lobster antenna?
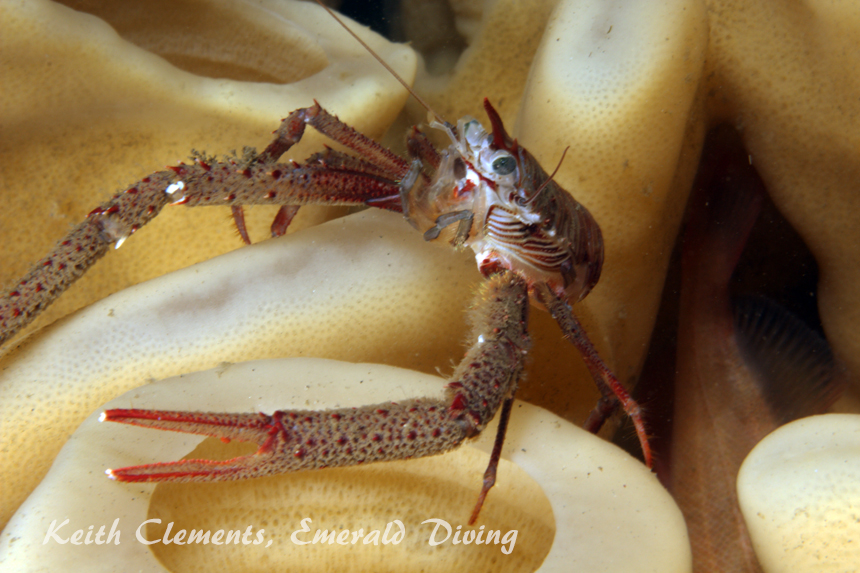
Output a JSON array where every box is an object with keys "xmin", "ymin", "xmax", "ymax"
[
  {"xmin": 313, "ymin": 0, "xmax": 450, "ymax": 128},
  {"xmin": 529, "ymin": 146, "xmax": 570, "ymax": 203}
]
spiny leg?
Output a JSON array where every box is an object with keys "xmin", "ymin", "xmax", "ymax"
[
  {"xmin": 0, "ymin": 103, "xmax": 412, "ymax": 347},
  {"xmin": 468, "ymin": 395, "xmax": 515, "ymax": 525},
  {"xmin": 222, "ymin": 98, "xmax": 409, "ymax": 245},
  {"xmin": 0, "ymin": 158, "xmax": 396, "ymax": 347},
  {"xmin": 231, "ymin": 205, "xmax": 253, "ymax": 245},
  {"xmin": 232, "ymin": 203, "xmax": 300, "ymax": 245},
  {"xmin": 270, "ymin": 205, "xmax": 301, "ymax": 238},
  {"xmin": 582, "ymin": 393, "xmax": 620, "ymax": 436},
  {"xmin": 103, "ymin": 271, "xmax": 530, "ymax": 521},
  {"xmin": 535, "ymin": 282, "xmax": 653, "ymax": 467},
  {"xmin": 260, "ymin": 101, "xmax": 409, "ymax": 178},
  {"xmin": 0, "ymin": 174, "xmax": 174, "ymax": 347}
]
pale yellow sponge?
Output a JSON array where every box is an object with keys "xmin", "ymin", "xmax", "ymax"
[
  {"xmin": 4, "ymin": 0, "xmax": 860, "ymax": 566},
  {"xmin": 737, "ymin": 414, "xmax": 860, "ymax": 572},
  {"xmin": 0, "ymin": 359, "xmax": 691, "ymax": 572},
  {"xmin": 704, "ymin": 0, "xmax": 860, "ymax": 393}
]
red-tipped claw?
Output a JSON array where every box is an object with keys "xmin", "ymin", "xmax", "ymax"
[
  {"xmin": 101, "ymin": 400, "xmax": 468, "ymax": 484},
  {"xmin": 101, "ymin": 408, "xmax": 292, "ymax": 482}
]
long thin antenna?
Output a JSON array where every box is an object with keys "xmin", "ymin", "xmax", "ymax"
[
  {"xmin": 528, "ymin": 146, "xmax": 570, "ymax": 203},
  {"xmin": 313, "ymin": 0, "xmax": 449, "ymax": 127}
]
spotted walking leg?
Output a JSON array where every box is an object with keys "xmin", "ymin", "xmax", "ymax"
[
  {"xmin": 535, "ymin": 282, "xmax": 652, "ymax": 467},
  {"xmin": 0, "ymin": 103, "xmax": 410, "ymax": 347}
]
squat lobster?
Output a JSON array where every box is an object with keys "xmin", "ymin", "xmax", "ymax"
[
  {"xmin": 0, "ymin": 95, "xmax": 651, "ymax": 523},
  {"xmin": 0, "ymin": 1, "xmax": 651, "ymax": 522}
]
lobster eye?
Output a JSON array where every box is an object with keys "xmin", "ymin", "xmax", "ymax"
[{"xmin": 491, "ymin": 154, "xmax": 516, "ymax": 176}]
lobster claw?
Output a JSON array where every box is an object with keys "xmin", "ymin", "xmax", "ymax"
[
  {"xmin": 101, "ymin": 408, "xmax": 293, "ymax": 482},
  {"xmin": 102, "ymin": 396, "xmax": 471, "ymax": 484}
]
